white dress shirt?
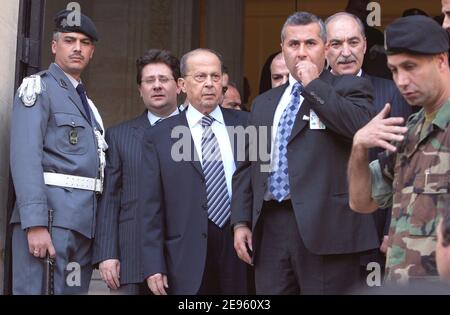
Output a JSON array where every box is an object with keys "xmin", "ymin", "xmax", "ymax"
[
  {"xmin": 185, "ymin": 104, "xmax": 236, "ymax": 197},
  {"xmin": 147, "ymin": 108, "xmax": 179, "ymax": 126}
]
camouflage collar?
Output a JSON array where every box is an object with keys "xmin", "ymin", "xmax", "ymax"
[{"xmin": 431, "ymin": 97, "xmax": 450, "ymax": 130}]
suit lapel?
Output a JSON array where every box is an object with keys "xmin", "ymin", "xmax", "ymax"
[
  {"xmin": 263, "ymin": 85, "xmax": 287, "ymax": 155},
  {"xmin": 288, "ymin": 100, "xmax": 310, "ymax": 144},
  {"xmin": 48, "ymin": 63, "xmax": 92, "ymax": 125},
  {"xmin": 132, "ymin": 111, "xmax": 151, "ymax": 140},
  {"xmin": 288, "ymin": 71, "xmax": 330, "ymax": 144},
  {"xmin": 221, "ymin": 108, "xmax": 240, "ymax": 163},
  {"xmin": 171, "ymin": 111, "xmax": 203, "ymax": 177}
]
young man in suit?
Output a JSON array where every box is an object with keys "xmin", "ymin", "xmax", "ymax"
[
  {"xmin": 231, "ymin": 11, "xmax": 378, "ymax": 294},
  {"xmin": 324, "ymin": 12, "xmax": 413, "ymax": 285},
  {"xmin": 139, "ymin": 48, "xmax": 249, "ymax": 295},
  {"xmin": 92, "ymin": 49, "xmax": 181, "ymax": 294}
]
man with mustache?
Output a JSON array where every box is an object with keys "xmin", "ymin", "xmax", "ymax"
[
  {"xmin": 348, "ymin": 15, "xmax": 450, "ymax": 285},
  {"xmin": 325, "ymin": 12, "xmax": 412, "ymax": 286},
  {"xmin": 10, "ymin": 9, "xmax": 104, "ymax": 294}
]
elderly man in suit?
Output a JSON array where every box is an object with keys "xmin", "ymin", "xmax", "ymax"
[
  {"xmin": 92, "ymin": 49, "xmax": 181, "ymax": 294},
  {"xmin": 10, "ymin": 9, "xmax": 104, "ymax": 294},
  {"xmin": 139, "ymin": 48, "xmax": 249, "ymax": 295},
  {"xmin": 231, "ymin": 11, "xmax": 378, "ymax": 294},
  {"xmin": 324, "ymin": 12, "xmax": 412, "ymax": 285}
]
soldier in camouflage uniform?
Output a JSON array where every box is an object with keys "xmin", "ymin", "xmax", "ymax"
[{"xmin": 347, "ymin": 15, "xmax": 450, "ymax": 285}]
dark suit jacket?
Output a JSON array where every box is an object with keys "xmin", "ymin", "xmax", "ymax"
[
  {"xmin": 231, "ymin": 70, "xmax": 379, "ymax": 257},
  {"xmin": 139, "ymin": 107, "xmax": 248, "ymax": 294},
  {"xmin": 364, "ymin": 73, "xmax": 412, "ymax": 164},
  {"xmin": 92, "ymin": 112, "xmax": 150, "ymax": 284}
]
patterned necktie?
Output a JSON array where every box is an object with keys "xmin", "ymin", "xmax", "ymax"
[
  {"xmin": 269, "ymin": 82, "xmax": 303, "ymax": 202},
  {"xmin": 201, "ymin": 115, "xmax": 231, "ymax": 228},
  {"xmin": 76, "ymin": 83, "xmax": 92, "ymax": 122}
]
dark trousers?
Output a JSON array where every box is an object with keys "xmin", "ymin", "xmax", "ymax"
[
  {"xmin": 110, "ymin": 283, "xmax": 142, "ymax": 295},
  {"xmin": 197, "ymin": 220, "xmax": 249, "ymax": 295},
  {"xmin": 255, "ymin": 200, "xmax": 361, "ymax": 295}
]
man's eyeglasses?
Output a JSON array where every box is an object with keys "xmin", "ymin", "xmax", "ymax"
[
  {"xmin": 184, "ymin": 73, "xmax": 222, "ymax": 83},
  {"xmin": 141, "ymin": 75, "xmax": 175, "ymax": 85}
]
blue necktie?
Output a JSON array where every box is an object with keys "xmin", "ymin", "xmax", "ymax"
[
  {"xmin": 76, "ymin": 83, "xmax": 92, "ymax": 122},
  {"xmin": 201, "ymin": 115, "xmax": 231, "ymax": 228},
  {"xmin": 269, "ymin": 82, "xmax": 303, "ymax": 202}
]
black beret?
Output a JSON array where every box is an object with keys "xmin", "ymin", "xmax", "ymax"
[
  {"xmin": 54, "ymin": 9, "xmax": 99, "ymax": 41},
  {"xmin": 385, "ymin": 15, "xmax": 449, "ymax": 55}
]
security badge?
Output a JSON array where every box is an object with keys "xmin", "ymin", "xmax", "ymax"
[
  {"xmin": 69, "ymin": 129, "xmax": 78, "ymax": 145},
  {"xmin": 308, "ymin": 109, "xmax": 326, "ymax": 130}
]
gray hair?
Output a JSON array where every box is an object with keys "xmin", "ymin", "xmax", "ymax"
[
  {"xmin": 52, "ymin": 31, "xmax": 60, "ymax": 41},
  {"xmin": 180, "ymin": 48, "xmax": 224, "ymax": 77},
  {"xmin": 281, "ymin": 12, "xmax": 327, "ymax": 43},
  {"xmin": 325, "ymin": 12, "xmax": 366, "ymax": 39}
]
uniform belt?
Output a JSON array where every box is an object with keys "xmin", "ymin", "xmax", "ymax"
[{"xmin": 43, "ymin": 172, "xmax": 102, "ymax": 193}]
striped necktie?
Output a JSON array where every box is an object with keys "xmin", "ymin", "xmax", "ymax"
[{"xmin": 201, "ymin": 115, "xmax": 230, "ymax": 228}]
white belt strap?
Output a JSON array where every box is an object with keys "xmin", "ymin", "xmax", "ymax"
[{"xmin": 43, "ymin": 172, "xmax": 102, "ymax": 193}]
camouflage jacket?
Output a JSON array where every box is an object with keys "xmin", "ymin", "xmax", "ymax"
[{"xmin": 375, "ymin": 98, "xmax": 450, "ymax": 284}]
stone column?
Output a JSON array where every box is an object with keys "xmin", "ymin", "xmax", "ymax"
[
  {"xmin": 205, "ymin": 0, "xmax": 244, "ymax": 92},
  {"xmin": 0, "ymin": 0, "xmax": 20, "ymax": 294},
  {"xmin": 170, "ymin": 0, "xmax": 200, "ymax": 58}
]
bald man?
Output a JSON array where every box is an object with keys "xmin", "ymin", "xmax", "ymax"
[{"xmin": 270, "ymin": 52, "xmax": 290, "ymax": 88}]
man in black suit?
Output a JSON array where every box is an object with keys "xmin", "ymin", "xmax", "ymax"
[
  {"xmin": 92, "ymin": 49, "xmax": 181, "ymax": 294},
  {"xmin": 231, "ymin": 11, "xmax": 378, "ymax": 294},
  {"xmin": 139, "ymin": 48, "xmax": 249, "ymax": 295},
  {"xmin": 324, "ymin": 12, "xmax": 412, "ymax": 285}
]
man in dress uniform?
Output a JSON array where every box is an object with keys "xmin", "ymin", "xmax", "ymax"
[{"xmin": 10, "ymin": 9, "xmax": 105, "ymax": 294}]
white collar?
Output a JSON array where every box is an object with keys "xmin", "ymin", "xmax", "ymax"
[
  {"xmin": 147, "ymin": 107, "xmax": 179, "ymax": 126},
  {"xmin": 186, "ymin": 104, "xmax": 225, "ymax": 128},
  {"xmin": 330, "ymin": 69, "xmax": 363, "ymax": 77}
]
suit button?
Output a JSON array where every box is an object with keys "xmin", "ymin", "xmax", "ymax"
[{"xmin": 202, "ymin": 233, "xmax": 207, "ymax": 239}]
